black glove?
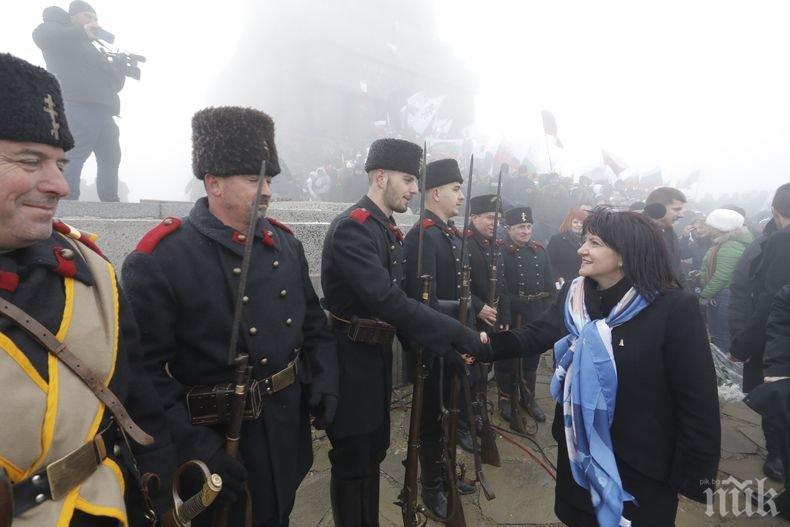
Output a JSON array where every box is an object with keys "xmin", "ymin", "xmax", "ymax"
[
  {"xmin": 309, "ymin": 391, "xmax": 338, "ymax": 430},
  {"xmin": 207, "ymin": 450, "xmax": 248, "ymax": 505},
  {"xmin": 442, "ymin": 350, "xmax": 467, "ymax": 373},
  {"xmin": 451, "ymin": 325, "xmax": 493, "ymax": 362}
]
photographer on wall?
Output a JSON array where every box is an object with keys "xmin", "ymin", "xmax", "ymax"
[{"xmin": 33, "ymin": 1, "xmax": 143, "ymax": 202}]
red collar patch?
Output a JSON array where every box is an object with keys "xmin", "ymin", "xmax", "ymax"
[
  {"xmin": 53, "ymin": 247, "xmax": 77, "ymax": 278},
  {"xmin": 0, "ymin": 271, "xmax": 19, "ymax": 293},
  {"xmin": 267, "ymin": 217, "xmax": 293, "ymax": 235},
  {"xmin": 388, "ymin": 224, "xmax": 404, "ymax": 242}
]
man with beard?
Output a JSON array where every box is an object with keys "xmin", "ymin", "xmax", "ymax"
[
  {"xmin": 122, "ymin": 107, "xmax": 339, "ymax": 526},
  {"xmin": 403, "ymin": 158, "xmax": 476, "ymax": 517},
  {"xmin": 496, "ymin": 206, "xmax": 554, "ymax": 423},
  {"xmin": 321, "ymin": 139, "xmax": 487, "ymax": 525},
  {"xmin": 0, "ymin": 53, "xmax": 173, "ymax": 526}
]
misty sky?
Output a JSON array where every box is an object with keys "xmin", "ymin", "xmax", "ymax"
[{"xmin": 3, "ymin": 0, "xmax": 789, "ymax": 202}]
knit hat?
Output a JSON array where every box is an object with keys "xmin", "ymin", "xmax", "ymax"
[
  {"xmin": 705, "ymin": 208, "xmax": 744, "ymax": 232},
  {"xmin": 0, "ymin": 53, "xmax": 74, "ymax": 151},
  {"xmin": 191, "ymin": 106, "xmax": 281, "ymax": 179},
  {"xmin": 68, "ymin": 1, "xmax": 95, "ymax": 15},
  {"xmin": 424, "ymin": 158, "xmax": 463, "ymax": 190},
  {"xmin": 364, "ymin": 138, "xmax": 422, "ymax": 178}
]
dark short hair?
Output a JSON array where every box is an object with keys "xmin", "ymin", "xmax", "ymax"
[
  {"xmin": 772, "ymin": 183, "xmax": 790, "ymax": 218},
  {"xmin": 645, "ymin": 187, "xmax": 687, "ymax": 206},
  {"xmin": 583, "ymin": 207, "xmax": 679, "ymax": 300}
]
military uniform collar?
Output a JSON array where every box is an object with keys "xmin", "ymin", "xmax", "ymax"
[
  {"xmin": 357, "ymin": 195, "xmax": 397, "ymax": 227},
  {"xmin": 424, "ymin": 210, "xmax": 449, "ymax": 231},
  {"xmin": 0, "ymin": 232, "xmax": 94, "ymax": 289},
  {"xmin": 189, "ymin": 197, "xmax": 280, "ymax": 256}
]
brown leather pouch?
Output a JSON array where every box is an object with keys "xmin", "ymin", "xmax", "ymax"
[
  {"xmin": 0, "ymin": 468, "xmax": 12, "ymax": 527},
  {"xmin": 186, "ymin": 381, "xmax": 263, "ymax": 426},
  {"xmin": 347, "ymin": 317, "xmax": 396, "ymax": 345}
]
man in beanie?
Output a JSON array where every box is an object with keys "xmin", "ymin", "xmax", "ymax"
[
  {"xmin": 122, "ymin": 106, "xmax": 338, "ymax": 527},
  {"xmin": 33, "ymin": 1, "xmax": 127, "ymax": 201},
  {"xmin": 0, "ymin": 53, "xmax": 174, "ymax": 526},
  {"xmin": 496, "ymin": 206, "xmax": 555, "ymax": 424},
  {"xmin": 402, "ymin": 158, "xmax": 476, "ymax": 517},
  {"xmin": 321, "ymin": 139, "xmax": 488, "ymax": 525}
]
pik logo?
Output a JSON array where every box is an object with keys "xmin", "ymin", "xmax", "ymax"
[{"xmin": 704, "ymin": 476, "xmax": 779, "ymax": 518}]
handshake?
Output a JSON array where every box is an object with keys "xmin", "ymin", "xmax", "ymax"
[{"xmin": 449, "ymin": 326, "xmax": 494, "ymax": 363}]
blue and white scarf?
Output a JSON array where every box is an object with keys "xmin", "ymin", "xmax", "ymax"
[{"xmin": 549, "ymin": 277, "xmax": 651, "ymax": 527}]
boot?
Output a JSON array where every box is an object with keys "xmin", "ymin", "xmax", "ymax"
[
  {"xmin": 498, "ymin": 393, "xmax": 512, "ymax": 422},
  {"xmin": 457, "ymin": 420, "xmax": 474, "ymax": 453},
  {"xmin": 520, "ymin": 371, "xmax": 546, "ymax": 423},
  {"xmin": 331, "ymin": 475, "xmax": 363, "ymax": 526},
  {"xmin": 420, "ymin": 441, "xmax": 448, "ymax": 518},
  {"xmin": 361, "ymin": 471, "xmax": 380, "ymax": 526},
  {"xmin": 456, "ymin": 478, "xmax": 476, "ymax": 495}
]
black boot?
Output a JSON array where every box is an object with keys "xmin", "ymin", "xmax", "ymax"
[
  {"xmin": 457, "ymin": 420, "xmax": 474, "ymax": 453},
  {"xmin": 420, "ymin": 441, "xmax": 448, "ymax": 518},
  {"xmin": 456, "ymin": 478, "xmax": 476, "ymax": 495},
  {"xmin": 498, "ymin": 393, "xmax": 512, "ymax": 422},
  {"xmin": 331, "ymin": 475, "xmax": 363, "ymax": 526},
  {"xmin": 520, "ymin": 371, "xmax": 546, "ymax": 423},
  {"xmin": 360, "ymin": 471, "xmax": 380, "ymax": 526}
]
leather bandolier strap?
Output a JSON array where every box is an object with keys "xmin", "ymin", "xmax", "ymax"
[{"xmin": 0, "ymin": 298, "xmax": 154, "ymax": 446}]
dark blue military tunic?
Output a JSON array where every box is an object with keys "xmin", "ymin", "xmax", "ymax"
[
  {"xmin": 122, "ymin": 198, "xmax": 336, "ymax": 525},
  {"xmin": 467, "ymin": 226, "xmax": 511, "ymax": 331},
  {"xmin": 503, "ymin": 237, "xmax": 555, "ymax": 324}
]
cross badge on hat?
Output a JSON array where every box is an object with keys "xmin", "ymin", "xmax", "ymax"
[
  {"xmin": 42, "ymin": 93, "xmax": 60, "ymax": 141},
  {"xmin": 521, "ymin": 211, "xmax": 528, "ymax": 224}
]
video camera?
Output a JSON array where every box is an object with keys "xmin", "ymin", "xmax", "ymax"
[{"xmin": 94, "ymin": 28, "xmax": 146, "ymax": 81}]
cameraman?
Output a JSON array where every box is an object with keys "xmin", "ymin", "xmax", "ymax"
[{"xmin": 33, "ymin": 1, "xmax": 125, "ymax": 201}]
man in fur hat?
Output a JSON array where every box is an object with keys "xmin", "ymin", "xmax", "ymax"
[
  {"xmin": 122, "ymin": 106, "xmax": 339, "ymax": 527},
  {"xmin": 321, "ymin": 139, "xmax": 488, "ymax": 525},
  {"xmin": 0, "ymin": 52, "xmax": 173, "ymax": 526}
]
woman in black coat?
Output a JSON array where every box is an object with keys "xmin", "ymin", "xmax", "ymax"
[
  {"xmin": 483, "ymin": 208, "xmax": 721, "ymax": 526},
  {"xmin": 547, "ymin": 209, "xmax": 587, "ymax": 283}
]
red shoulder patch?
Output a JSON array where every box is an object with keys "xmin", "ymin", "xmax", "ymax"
[
  {"xmin": 0, "ymin": 271, "xmax": 19, "ymax": 293},
  {"xmin": 136, "ymin": 217, "xmax": 182, "ymax": 255},
  {"xmin": 421, "ymin": 218, "xmax": 436, "ymax": 230},
  {"xmin": 52, "ymin": 220, "xmax": 107, "ymax": 259},
  {"xmin": 531, "ymin": 240, "xmax": 545, "ymax": 250},
  {"xmin": 465, "ymin": 229, "xmax": 474, "ymax": 238},
  {"xmin": 495, "ymin": 239, "xmax": 504, "ymax": 247},
  {"xmin": 267, "ymin": 217, "xmax": 293, "ymax": 235},
  {"xmin": 350, "ymin": 208, "xmax": 371, "ymax": 224}
]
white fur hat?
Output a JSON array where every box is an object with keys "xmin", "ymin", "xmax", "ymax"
[{"xmin": 706, "ymin": 208, "xmax": 744, "ymax": 232}]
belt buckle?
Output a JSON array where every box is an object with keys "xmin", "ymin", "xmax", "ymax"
[
  {"xmin": 270, "ymin": 363, "xmax": 296, "ymax": 393},
  {"xmin": 46, "ymin": 435, "xmax": 105, "ymax": 500}
]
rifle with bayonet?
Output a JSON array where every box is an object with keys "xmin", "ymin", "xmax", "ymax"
[
  {"xmin": 212, "ymin": 160, "xmax": 268, "ymax": 527},
  {"xmin": 450, "ymin": 155, "xmax": 496, "ymax": 505},
  {"xmin": 474, "ymin": 166, "xmax": 504, "ymax": 468}
]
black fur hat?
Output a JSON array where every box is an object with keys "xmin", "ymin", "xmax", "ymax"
[
  {"xmin": 424, "ymin": 158, "xmax": 463, "ymax": 190},
  {"xmin": 191, "ymin": 106, "xmax": 281, "ymax": 179},
  {"xmin": 364, "ymin": 138, "xmax": 422, "ymax": 178},
  {"xmin": 0, "ymin": 53, "xmax": 74, "ymax": 151},
  {"xmin": 470, "ymin": 194, "xmax": 501, "ymax": 215},
  {"xmin": 505, "ymin": 206, "xmax": 533, "ymax": 226}
]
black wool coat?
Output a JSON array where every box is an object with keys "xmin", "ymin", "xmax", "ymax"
[
  {"xmin": 122, "ymin": 198, "xmax": 337, "ymax": 525},
  {"xmin": 467, "ymin": 226, "xmax": 510, "ymax": 331},
  {"xmin": 503, "ymin": 237, "xmax": 555, "ymax": 325},
  {"xmin": 490, "ymin": 278, "xmax": 721, "ymax": 505},
  {"xmin": 546, "ymin": 232, "xmax": 582, "ymax": 283},
  {"xmin": 321, "ymin": 196, "xmax": 464, "ymax": 438}
]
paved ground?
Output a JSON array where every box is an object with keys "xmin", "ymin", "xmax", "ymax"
[{"xmin": 292, "ymin": 360, "xmax": 788, "ymax": 526}]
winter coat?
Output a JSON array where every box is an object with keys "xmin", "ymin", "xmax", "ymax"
[
  {"xmin": 699, "ymin": 228, "xmax": 754, "ymax": 299},
  {"xmin": 764, "ymin": 284, "xmax": 790, "ymax": 379},
  {"xmin": 546, "ymin": 232, "xmax": 582, "ymax": 283}
]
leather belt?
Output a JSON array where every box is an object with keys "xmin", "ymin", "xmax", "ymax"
[
  {"xmin": 0, "ymin": 298, "xmax": 153, "ymax": 446},
  {"xmin": 519, "ymin": 291, "xmax": 551, "ymax": 302},
  {"xmin": 261, "ymin": 358, "xmax": 299, "ymax": 395},
  {"xmin": 330, "ymin": 313, "xmax": 396, "ymax": 345},
  {"xmin": 12, "ymin": 432, "xmax": 109, "ymax": 516}
]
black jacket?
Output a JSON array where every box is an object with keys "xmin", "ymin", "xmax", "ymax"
[
  {"xmin": 662, "ymin": 225, "xmax": 685, "ymax": 286},
  {"xmin": 764, "ymin": 284, "xmax": 790, "ymax": 379},
  {"xmin": 502, "ymin": 237, "xmax": 554, "ymax": 325},
  {"xmin": 546, "ymin": 232, "xmax": 581, "ymax": 283},
  {"xmin": 731, "ymin": 225, "xmax": 790, "ymax": 392},
  {"xmin": 467, "ymin": 225, "xmax": 510, "ymax": 331},
  {"xmin": 121, "ymin": 198, "xmax": 337, "ymax": 525},
  {"xmin": 33, "ymin": 6, "xmax": 125, "ymax": 114},
  {"xmin": 0, "ymin": 231, "xmax": 175, "ymax": 525},
  {"xmin": 404, "ymin": 211, "xmax": 462, "ymax": 307},
  {"xmin": 321, "ymin": 196, "xmax": 465, "ymax": 438},
  {"xmin": 490, "ymin": 279, "xmax": 720, "ymax": 503}
]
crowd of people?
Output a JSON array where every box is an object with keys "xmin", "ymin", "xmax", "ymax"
[{"xmin": 3, "ymin": 18, "xmax": 790, "ymax": 527}]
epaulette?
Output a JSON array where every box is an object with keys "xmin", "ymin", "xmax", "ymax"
[
  {"xmin": 508, "ymin": 243, "xmax": 518, "ymax": 254},
  {"xmin": 267, "ymin": 217, "xmax": 293, "ymax": 235},
  {"xmin": 421, "ymin": 218, "xmax": 436, "ymax": 229},
  {"xmin": 350, "ymin": 207, "xmax": 371, "ymax": 224},
  {"xmin": 495, "ymin": 239, "xmax": 504, "ymax": 247},
  {"xmin": 52, "ymin": 220, "xmax": 106, "ymax": 259},
  {"xmin": 531, "ymin": 240, "xmax": 545, "ymax": 250},
  {"xmin": 464, "ymin": 229, "xmax": 474, "ymax": 238},
  {"xmin": 135, "ymin": 217, "xmax": 182, "ymax": 255}
]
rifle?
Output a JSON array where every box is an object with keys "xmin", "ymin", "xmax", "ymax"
[
  {"xmin": 475, "ymin": 165, "xmax": 504, "ymax": 468},
  {"xmin": 508, "ymin": 311, "xmax": 529, "ymax": 435},
  {"xmin": 161, "ymin": 461, "xmax": 222, "ymax": 527},
  {"xmin": 452, "ymin": 155, "xmax": 496, "ymax": 504},
  {"xmin": 213, "ymin": 160, "xmax": 268, "ymax": 527}
]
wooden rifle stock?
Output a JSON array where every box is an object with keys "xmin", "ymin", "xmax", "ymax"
[{"xmin": 508, "ymin": 313, "xmax": 528, "ymax": 434}]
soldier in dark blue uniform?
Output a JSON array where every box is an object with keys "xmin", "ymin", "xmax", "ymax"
[
  {"xmin": 495, "ymin": 206, "xmax": 555, "ymax": 423},
  {"xmin": 403, "ymin": 158, "xmax": 475, "ymax": 517},
  {"xmin": 122, "ymin": 107, "xmax": 338, "ymax": 527},
  {"xmin": 0, "ymin": 53, "xmax": 173, "ymax": 527},
  {"xmin": 321, "ymin": 139, "xmax": 487, "ymax": 526}
]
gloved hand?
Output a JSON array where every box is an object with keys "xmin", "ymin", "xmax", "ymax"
[
  {"xmin": 442, "ymin": 350, "xmax": 468, "ymax": 373},
  {"xmin": 207, "ymin": 450, "xmax": 248, "ymax": 505},
  {"xmin": 309, "ymin": 391, "xmax": 338, "ymax": 430},
  {"xmin": 451, "ymin": 325, "xmax": 493, "ymax": 362}
]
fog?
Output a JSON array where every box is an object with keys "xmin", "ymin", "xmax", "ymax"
[{"xmin": 3, "ymin": 0, "xmax": 789, "ymax": 207}]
